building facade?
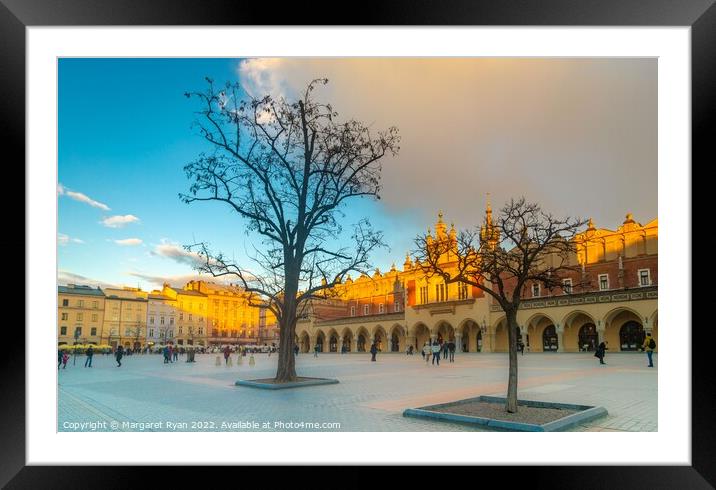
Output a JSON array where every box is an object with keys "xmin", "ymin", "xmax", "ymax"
[
  {"xmin": 57, "ymin": 285, "xmax": 106, "ymax": 345},
  {"xmin": 294, "ymin": 211, "xmax": 658, "ymax": 355},
  {"xmin": 101, "ymin": 287, "xmax": 149, "ymax": 350}
]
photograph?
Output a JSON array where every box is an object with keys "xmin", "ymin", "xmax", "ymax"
[{"xmin": 56, "ymin": 57, "xmax": 658, "ymax": 434}]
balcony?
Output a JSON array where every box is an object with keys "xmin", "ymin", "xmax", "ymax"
[
  {"xmin": 412, "ymin": 298, "xmax": 476, "ymax": 315},
  {"xmin": 489, "ymin": 286, "xmax": 658, "ymax": 312}
]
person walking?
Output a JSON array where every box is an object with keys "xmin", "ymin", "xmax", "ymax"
[
  {"xmin": 58, "ymin": 349, "xmax": 64, "ymax": 370},
  {"xmin": 84, "ymin": 345, "xmax": 94, "ymax": 368},
  {"xmin": 643, "ymin": 333, "xmax": 656, "ymax": 367},
  {"xmin": 223, "ymin": 345, "xmax": 231, "ymax": 366},
  {"xmin": 442, "ymin": 341, "xmax": 449, "ymax": 360},
  {"xmin": 294, "ymin": 344, "xmax": 300, "ymax": 356},
  {"xmin": 431, "ymin": 341, "xmax": 441, "ymax": 366},
  {"xmin": 594, "ymin": 341, "xmax": 607, "ymax": 365},
  {"xmin": 61, "ymin": 351, "xmax": 69, "ymax": 369},
  {"xmin": 518, "ymin": 340, "xmax": 525, "ymax": 356},
  {"xmin": 163, "ymin": 345, "xmax": 170, "ymax": 364},
  {"xmin": 370, "ymin": 342, "xmax": 378, "ymax": 362},
  {"xmin": 448, "ymin": 340, "xmax": 455, "ymax": 363},
  {"xmin": 314, "ymin": 343, "xmax": 319, "ymax": 358},
  {"xmin": 115, "ymin": 345, "xmax": 124, "ymax": 367},
  {"xmin": 173, "ymin": 346, "xmax": 179, "ymax": 362},
  {"xmin": 422, "ymin": 341, "xmax": 431, "ymax": 363}
]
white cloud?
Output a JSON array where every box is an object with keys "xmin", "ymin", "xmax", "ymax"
[
  {"xmin": 114, "ymin": 238, "xmax": 143, "ymax": 246},
  {"xmin": 58, "ymin": 233, "xmax": 84, "ymax": 245},
  {"xmin": 101, "ymin": 214, "xmax": 140, "ymax": 228},
  {"xmin": 151, "ymin": 240, "xmax": 205, "ymax": 267},
  {"xmin": 127, "ymin": 271, "xmax": 232, "ymax": 289},
  {"xmin": 58, "ymin": 183, "xmax": 110, "ymax": 211},
  {"xmin": 58, "ymin": 270, "xmax": 117, "ymax": 289}
]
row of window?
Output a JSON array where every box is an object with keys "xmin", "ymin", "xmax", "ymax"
[
  {"xmin": 59, "ymin": 326, "xmax": 97, "ymax": 336},
  {"xmin": 531, "ymin": 269, "xmax": 652, "ymax": 298},
  {"xmin": 148, "ymin": 327, "xmax": 205, "ymax": 337},
  {"xmin": 60, "ymin": 312, "xmax": 101, "ymax": 322},
  {"xmin": 419, "ymin": 283, "xmax": 469, "ymax": 304},
  {"xmin": 349, "ymin": 301, "xmax": 402, "ymax": 317},
  {"xmin": 60, "ymin": 299, "xmax": 100, "ymax": 308}
]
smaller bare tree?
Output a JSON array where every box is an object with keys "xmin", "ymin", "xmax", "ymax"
[{"xmin": 414, "ymin": 198, "xmax": 587, "ymax": 413}]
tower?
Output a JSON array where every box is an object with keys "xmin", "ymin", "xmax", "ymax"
[{"xmin": 479, "ymin": 193, "xmax": 500, "ymax": 249}]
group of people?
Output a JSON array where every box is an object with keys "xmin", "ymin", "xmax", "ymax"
[{"xmin": 421, "ymin": 340, "xmax": 456, "ymax": 365}]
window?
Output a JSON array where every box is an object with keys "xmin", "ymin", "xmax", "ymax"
[
  {"xmin": 77, "ymin": 300, "xmax": 84, "ymax": 308},
  {"xmin": 562, "ymin": 279, "xmax": 573, "ymax": 295},
  {"xmin": 90, "ymin": 327, "xmax": 97, "ymax": 336},
  {"xmin": 92, "ymin": 314, "xmax": 98, "ymax": 322},
  {"xmin": 363, "ymin": 304, "xmax": 370, "ymax": 315},
  {"xmin": 532, "ymin": 284, "xmax": 540, "ymax": 298},
  {"xmin": 435, "ymin": 283, "xmax": 446, "ymax": 302},
  {"xmin": 198, "ymin": 327, "xmax": 203, "ymax": 335},
  {"xmin": 188, "ymin": 314, "xmax": 193, "ymax": 321},
  {"xmin": 378, "ymin": 303, "xmax": 384, "ymax": 314},
  {"xmin": 76, "ymin": 313, "xmax": 83, "ymax": 321},
  {"xmin": 179, "ymin": 313, "xmax": 184, "ymax": 320},
  {"xmin": 394, "ymin": 301, "xmax": 401, "ymax": 312},
  {"xmin": 150, "ymin": 316, "xmax": 155, "ymax": 325},
  {"xmin": 420, "ymin": 286, "xmax": 428, "ymax": 304},
  {"xmin": 60, "ymin": 326, "xmax": 67, "ymax": 335},
  {"xmin": 350, "ymin": 306, "xmax": 356, "ymax": 317},
  {"xmin": 179, "ymin": 327, "xmax": 183, "ymax": 335},
  {"xmin": 170, "ymin": 317, "xmax": 174, "ymax": 325},
  {"xmin": 75, "ymin": 327, "xmax": 82, "ymax": 336},
  {"xmin": 458, "ymin": 283, "xmax": 468, "ymax": 300},
  {"xmin": 149, "ymin": 329, "xmax": 154, "ymax": 337},
  {"xmin": 62, "ymin": 299, "xmax": 69, "ymax": 307},
  {"xmin": 61, "ymin": 313, "xmax": 68, "ymax": 321},
  {"xmin": 599, "ymin": 274, "xmax": 609, "ymax": 291},
  {"xmin": 638, "ymin": 269, "xmax": 651, "ymax": 287},
  {"xmin": 160, "ymin": 316, "xmax": 165, "ymax": 325},
  {"xmin": 92, "ymin": 301, "xmax": 98, "ymax": 309}
]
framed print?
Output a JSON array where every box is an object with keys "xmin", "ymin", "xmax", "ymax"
[{"xmin": 4, "ymin": 0, "xmax": 714, "ymax": 486}]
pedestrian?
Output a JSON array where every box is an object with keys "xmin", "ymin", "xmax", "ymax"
[
  {"xmin": 642, "ymin": 333, "xmax": 656, "ymax": 367},
  {"xmin": 370, "ymin": 342, "xmax": 378, "ymax": 362},
  {"xmin": 84, "ymin": 345, "xmax": 94, "ymax": 367},
  {"xmin": 294, "ymin": 344, "xmax": 300, "ymax": 356},
  {"xmin": 163, "ymin": 345, "xmax": 170, "ymax": 364},
  {"xmin": 115, "ymin": 345, "xmax": 124, "ymax": 367},
  {"xmin": 443, "ymin": 342, "xmax": 449, "ymax": 360},
  {"xmin": 431, "ymin": 341, "xmax": 441, "ymax": 366},
  {"xmin": 62, "ymin": 351, "xmax": 69, "ymax": 369},
  {"xmin": 448, "ymin": 340, "xmax": 455, "ymax": 363},
  {"xmin": 518, "ymin": 340, "xmax": 525, "ymax": 356},
  {"xmin": 173, "ymin": 347, "xmax": 179, "ymax": 362},
  {"xmin": 314, "ymin": 343, "xmax": 319, "ymax": 358},
  {"xmin": 422, "ymin": 342, "xmax": 431, "ymax": 363},
  {"xmin": 58, "ymin": 349, "xmax": 64, "ymax": 370},
  {"xmin": 223, "ymin": 345, "xmax": 231, "ymax": 365},
  {"xmin": 594, "ymin": 341, "xmax": 607, "ymax": 365}
]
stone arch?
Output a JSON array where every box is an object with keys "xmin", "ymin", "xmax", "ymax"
[
  {"xmin": 411, "ymin": 322, "xmax": 431, "ymax": 350},
  {"xmin": 389, "ymin": 324, "xmax": 405, "ymax": 352},
  {"xmin": 603, "ymin": 307, "xmax": 644, "ymax": 350},
  {"xmin": 525, "ymin": 313, "xmax": 557, "ymax": 353},
  {"xmin": 315, "ymin": 329, "xmax": 326, "ymax": 353},
  {"xmin": 494, "ymin": 317, "xmax": 509, "ymax": 352},
  {"xmin": 355, "ymin": 326, "xmax": 370, "ymax": 352},
  {"xmin": 372, "ymin": 325, "xmax": 388, "ymax": 352},
  {"xmin": 561, "ymin": 310, "xmax": 597, "ymax": 353},
  {"xmin": 298, "ymin": 331, "xmax": 310, "ymax": 353},
  {"xmin": 340, "ymin": 327, "xmax": 354, "ymax": 352},
  {"xmin": 326, "ymin": 328, "xmax": 339, "ymax": 353},
  {"xmin": 433, "ymin": 320, "xmax": 455, "ymax": 344},
  {"xmin": 458, "ymin": 318, "xmax": 481, "ymax": 352}
]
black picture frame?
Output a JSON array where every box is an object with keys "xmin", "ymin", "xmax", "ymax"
[{"xmin": 4, "ymin": 0, "xmax": 713, "ymax": 486}]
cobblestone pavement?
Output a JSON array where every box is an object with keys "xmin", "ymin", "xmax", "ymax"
[{"xmin": 58, "ymin": 351, "xmax": 657, "ymax": 432}]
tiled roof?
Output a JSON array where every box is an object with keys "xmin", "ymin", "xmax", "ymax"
[{"xmin": 58, "ymin": 285, "xmax": 105, "ymax": 296}]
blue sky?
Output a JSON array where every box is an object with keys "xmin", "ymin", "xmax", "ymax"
[
  {"xmin": 58, "ymin": 58, "xmax": 656, "ymax": 290},
  {"xmin": 58, "ymin": 58, "xmax": 419, "ymax": 290}
]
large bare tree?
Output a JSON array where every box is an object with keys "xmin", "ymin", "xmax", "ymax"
[
  {"xmin": 181, "ymin": 78, "xmax": 400, "ymax": 382},
  {"xmin": 414, "ymin": 198, "xmax": 587, "ymax": 412}
]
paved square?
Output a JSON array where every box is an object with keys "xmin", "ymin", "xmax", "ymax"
[{"xmin": 58, "ymin": 351, "xmax": 657, "ymax": 432}]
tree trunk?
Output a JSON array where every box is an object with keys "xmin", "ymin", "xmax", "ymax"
[
  {"xmin": 505, "ymin": 309, "xmax": 519, "ymax": 413},
  {"xmin": 274, "ymin": 312, "xmax": 297, "ymax": 382},
  {"xmin": 274, "ymin": 262, "xmax": 300, "ymax": 383}
]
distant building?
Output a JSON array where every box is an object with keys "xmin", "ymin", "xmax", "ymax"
[
  {"xmin": 101, "ymin": 287, "xmax": 148, "ymax": 350},
  {"xmin": 57, "ymin": 284, "xmax": 106, "ymax": 345}
]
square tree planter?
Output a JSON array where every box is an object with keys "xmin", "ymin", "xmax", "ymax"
[
  {"xmin": 235, "ymin": 377, "xmax": 339, "ymax": 390},
  {"xmin": 403, "ymin": 395, "xmax": 607, "ymax": 431}
]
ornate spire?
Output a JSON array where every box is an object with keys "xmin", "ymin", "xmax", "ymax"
[
  {"xmin": 435, "ymin": 211, "xmax": 447, "ymax": 239},
  {"xmin": 480, "ymin": 193, "xmax": 500, "ymax": 249},
  {"xmin": 587, "ymin": 218, "xmax": 595, "ymax": 231},
  {"xmin": 403, "ymin": 252, "xmax": 413, "ymax": 270}
]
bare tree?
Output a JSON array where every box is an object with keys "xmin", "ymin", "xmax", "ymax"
[
  {"xmin": 181, "ymin": 78, "xmax": 400, "ymax": 382},
  {"xmin": 414, "ymin": 198, "xmax": 587, "ymax": 413}
]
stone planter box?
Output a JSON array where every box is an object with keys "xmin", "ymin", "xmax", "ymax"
[
  {"xmin": 403, "ymin": 395, "xmax": 607, "ymax": 431},
  {"xmin": 235, "ymin": 377, "xmax": 339, "ymax": 390}
]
